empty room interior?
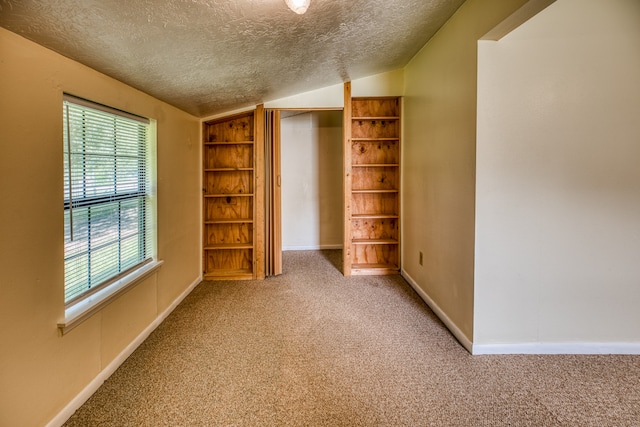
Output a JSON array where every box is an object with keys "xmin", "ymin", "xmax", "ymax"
[{"xmin": 1, "ymin": 0, "xmax": 639, "ymax": 425}]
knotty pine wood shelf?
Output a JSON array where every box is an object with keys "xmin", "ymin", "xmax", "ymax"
[
  {"xmin": 204, "ymin": 269, "xmax": 253, "ymax": 280},
  {"xmin": 351, "ymin": 214, "xmax": 399, "ymax": 219},
  {"xmin": 204, "ymin": 140, "xmax": 254, "ymax": 145},
  {"xmin": 204, "ymin": 168, "xmax": 254, "ymax": 172},
  {"xmin": 352, "ymin": 116, "xmax": 400, "ymax": 120},
  {"xmin": 351, "ymin": 189, "xmax": 399, "ymax": 193},
  {"xmin": 204, "ymin": 219, "xmax": 254, "ymax": 224},
  {"xmin": 345, "ymin": 95, "xmax": 401, "ymax": 276},
  {"xmin": 203, "ymin": 111, "xmax": 257, "ymax": 280},
  {"xmin": 352, "ymin": 239, "xmax": 399, "ymax": 245},
  {"xmin": 352, "ymin": 164, "xmax": 399, "ymax": 167},
  {"xmin": 351, "ymin": 137, "xmax": 399, "ymax": 141},
  {"xmin": 204, "ymin": 243, "xmax": 254, "ymax": 250},
  {"xmin": 204, "ymin": 193, "xmax": 254, "ymax": 197}
]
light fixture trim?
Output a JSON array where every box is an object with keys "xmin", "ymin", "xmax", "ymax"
[{"xmin": 284, "ymin": 0, "xmax": 310, "ymax": 14}]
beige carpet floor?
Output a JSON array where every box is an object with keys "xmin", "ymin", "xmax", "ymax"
[{"xmin": 64, "ymin": 250, "xmax": 640, "ymax": 426}]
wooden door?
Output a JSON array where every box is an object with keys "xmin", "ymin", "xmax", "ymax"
[{"xmin": 265, "ymin": 109, "xmax": 282, "ymax": 276}]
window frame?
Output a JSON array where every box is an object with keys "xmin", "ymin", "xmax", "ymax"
[{"xmin": 59, "ymin": 94, "xmax": 160, "ymax": 334}]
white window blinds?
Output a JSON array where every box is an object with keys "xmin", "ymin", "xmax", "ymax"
[{"xmin": 63, "ymin": 95, "xmax": 153, "ymax": 304}]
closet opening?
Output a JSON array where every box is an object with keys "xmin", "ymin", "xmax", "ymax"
[{"xmin": 265, "ymin": 109, "xmax": 344, "ymax": 276}]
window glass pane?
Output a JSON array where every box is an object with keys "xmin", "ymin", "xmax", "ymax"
[
  {"xmin": 63, "ymin": 97, "xmax": 151, "ymax": 304},
  {"xmin": 89, "ymin": 203, "xmax": 120, "ymax": 248},
  {"xmin": 116, "ymin": 157, "xmax": 141, "ymax": 193},
  {"xmin": 65, "ymin": 254, "xmax": 89, "ymax": 302},
  {"xmin": 90, "ymin": 243, "xmax": 119, "ymax": 285},
  {"xmin": 121, "ymin": 235, "xmax": 142, "ymax": 270}
]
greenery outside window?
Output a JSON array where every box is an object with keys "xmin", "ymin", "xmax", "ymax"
[{"xmin": 63, "ymin": 94, "xmax": 156, "ymax": 306}]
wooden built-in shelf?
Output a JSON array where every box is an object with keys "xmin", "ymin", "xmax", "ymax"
[
  {"xmin": 345, "ymin": 94, "xmax": 401, "ymax": 277},
  {"xmin": 351, "ymin": 265, "xmax": 400, "ymax": 276},
  {"xmin": 204, "ymin": 168, "xmax": 254, "ymax": 172},
  {"xmin": 204, "ymin": 243, "xmax": 253, "ymax": 250},
  {"xmin": 205, "ymin": 219, "xmax": 253, "ymax": 224},
  {"xmin": 351, "ymin": 189, "xmax": 399, "ymax": 194},
  {"xmin": 351, "ymin": 138, "xmax": 399, "ymax": 142},
  {"xmin": 351, "ymin": 214, "xmax": 399, "ymax": 219},
  {"xmin": 204, "ymin": 269, "xmax": 253, "ymax": 280},
  {"xmin": 352, "ymin": 116, "xmax": 400, "ymax": 120},
  {"xmin": 204, "ymin": 193, "xmax": 254, "ymax": 198},
  {"xmin": 204, "ymin": 140, "xmax": 254, "ymax": 145},
  {"xmin": 351, "ymin": 263, "xmax": 399, "ymax": 270},
  {"xmin": 352, "ymin": 164, "xmax": 399, "ymax": 168},
  {"xmin": 352, "ymin": 239, "xmax": 399, "ymax": 245},
  {"xmin": 203, "ymin": 110, "xmax": 260, "ymax": 280}
]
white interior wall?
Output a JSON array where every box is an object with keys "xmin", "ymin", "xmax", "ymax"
[
  {"xmin": 281, "ymin": 111, "xmax": 343, "ymax": 250},
  {"xmin": 475, "ymin": 0, "xmax": 640, "ymax": 353}
]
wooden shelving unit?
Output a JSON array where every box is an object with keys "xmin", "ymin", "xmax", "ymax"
[
  {"xmin": 203, "ymin": 111, "xmax": 263, "ymax": 280},
  {"xmin": 344, "ymin": 92, "xmax": 401, "ymax": 276}
]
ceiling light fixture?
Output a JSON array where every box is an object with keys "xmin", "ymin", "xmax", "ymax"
[{"xmin": 284, "ymin": 0, "xmax": 310, "ymax": 14}]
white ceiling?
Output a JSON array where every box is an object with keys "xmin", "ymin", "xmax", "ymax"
[{"xmin": 0, "ymin": 0, "xmax": 464, "ymax": 117}]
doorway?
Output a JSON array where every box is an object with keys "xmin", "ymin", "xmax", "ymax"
[{"xmin": 265, "ymin": 109, "xmax": 344, "ymax": 275}]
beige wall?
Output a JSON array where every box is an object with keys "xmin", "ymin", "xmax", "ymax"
[
  {"xmin": 401, "ymin": 0, "xmax": 529, "ymax": 344},
  {"xmin": 281, "ymin": 111, "xmax": 343, "ymax": 250},
  {"xmin": 264, "ymin": 83, "xmax": 344, "ymax": 109},
  {"xmin": 351, "ymin": 69, "xmax": 404, "ymax": 98},
  {"xmin": 0, "ymin": 28, "xmax": 201, "ymax": 426},
  {"xmin": 475, "ymin": 0, "xmax": 640, "ymax": 349},
  {"xmin": 263, "ymin": 69, "xmax": 404, "ymax": 110}
]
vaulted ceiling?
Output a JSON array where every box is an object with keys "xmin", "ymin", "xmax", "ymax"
[{"xmin": 0, "ymin": 0, "xmax": 464, "ymax": 117}]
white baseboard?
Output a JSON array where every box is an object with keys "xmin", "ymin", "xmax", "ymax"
[
  {"xmin": 401, "ymin": 269, "xmax": 473, "ymax": 353},
  {"xmin": 46, "ymin": 275, "xmax": 202, "ymax": 427},
  {"xmin": 400, "ymin": 271, "xmax": 640, "ymax": 355},
  {"xmin": 472, "ymin": 342, "xmax": 640, "ymax": 355},
  {"xmin": 283, "ymin": 244, "xmax": 343, "ymax": 251}
]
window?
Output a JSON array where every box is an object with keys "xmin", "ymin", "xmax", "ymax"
[{"xmin": 63, "ymin": 94, "xmax": 155, "ymax": 305}]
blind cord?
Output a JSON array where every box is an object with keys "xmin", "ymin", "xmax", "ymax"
[{"xmin": 65, "ymin": 102, "xmax": 74, "ymax": 241}]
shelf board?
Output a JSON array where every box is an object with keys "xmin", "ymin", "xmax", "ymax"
[
  {"xmin": 351, "ymin": 189, "xmax": 399, "ymax": 194},
  {"xmin": 204, "ymin": 193, "xmax": 254, "ymax": 198},
  {"xmin": 204, "ymin": 140, "xmax": 254, "ymax": 145},
  {"xmin": 352, "ymin": 116, "xmax": 400, "ymax": 120},
  {"xmin": 351, "ymin": 214, "xmax": 399, "ymax": 219},
  {"xmin": 351, "ymin": 239, "xmax": 399, "ymax": 245},
  {"xmin": 352, "ymin": 164, "xmax": 399, "ymax": 168},
  {"xmin": 204, "ymin": 243, "xmax": 253, "ymax": 250},
  {"xmin": 204, "ymin": 168, "xmax": 253, "ymax": 172},
  {"xmin": 351, "ymin": 264, "xmax": 400, "ymax": 276},
  {"xmin": 351, "ymin": 138, "xmax": 399, "ymax": 142},
  {"xmin": 204, "ymin": 270, "xmax": 253, "ymax": 280},
  {"xmin": 205, "ymin": 219, "xmax": 253, "ymax": 224}
]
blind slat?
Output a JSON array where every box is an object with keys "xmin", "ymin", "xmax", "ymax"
[{"xmin": 63, "ymin": 96, "xmax": 152, "ymax": 305}]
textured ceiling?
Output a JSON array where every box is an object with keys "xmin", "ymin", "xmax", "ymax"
[{"xmin": 0, "ymin": 0, "xmax": 464, "ymax": 117}]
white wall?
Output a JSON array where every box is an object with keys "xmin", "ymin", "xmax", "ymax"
[
  {"xmin": 475, "ymin": 0, "xmax": 640, "ymax": 352},
  {"xmin": 281, "ymin": 111, "xmax": 343, "ymax": 250}
]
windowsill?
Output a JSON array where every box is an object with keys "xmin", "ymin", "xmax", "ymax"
[{"xmin": 58, "ymin": 260, "xmax": 164, "ymax": 335}]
